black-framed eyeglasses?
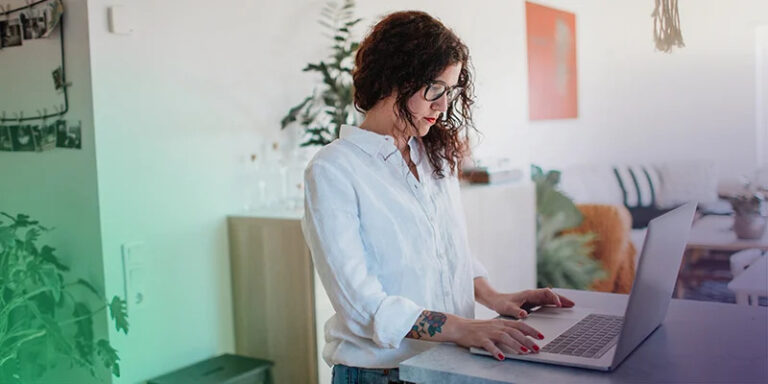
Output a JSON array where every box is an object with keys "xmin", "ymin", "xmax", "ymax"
[{"xmin": 424, "ymin": 80, "xmax": 464, "ymax": 103}]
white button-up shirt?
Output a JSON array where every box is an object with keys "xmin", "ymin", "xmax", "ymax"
[{"xmin": 301, "ymin": 125, "xmax": 488, "ymax": 369}]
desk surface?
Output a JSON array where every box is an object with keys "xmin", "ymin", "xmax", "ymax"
[{"xmin": 399, "ymin": 289, "xmax": 768, "ymax": 384}]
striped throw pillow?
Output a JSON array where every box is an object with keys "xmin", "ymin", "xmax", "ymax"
[
  {"xmin": 613, "ymin": 165, "xmax": 671, "ymax": 228},
  {"xmin": 612, "ymin": 165, "xmax": 661, "ymax": 208}
]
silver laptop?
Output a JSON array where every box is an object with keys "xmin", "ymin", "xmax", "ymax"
[{"xmin": 470, "ymin": 202, "xmax": 697, "ymax": 371}]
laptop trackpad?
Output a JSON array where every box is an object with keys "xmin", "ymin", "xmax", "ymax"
[{"xmin": 520, "ymin": 307, "xmax": 592, "ymax": 345}]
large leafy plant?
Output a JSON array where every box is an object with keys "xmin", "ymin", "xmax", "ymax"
[
  {"xmin": 281, "ymin": 0, "xmax": 362, "ymax": 146},
  {"xmin": 0, "ymin": 213, "xmax": 128, "ymax": 383},
  {"xmin": 532, "ymin": 165, "xmax": 605, "ymax": 289}
]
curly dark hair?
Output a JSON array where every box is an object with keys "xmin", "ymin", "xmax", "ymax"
[{"xmin": 353, "ymin": 11, "xmax": 476, "ymax": 178}]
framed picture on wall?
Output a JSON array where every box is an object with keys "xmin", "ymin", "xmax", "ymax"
[{"xmin": 525, "ymin": 2, "xmax": 578, "ymax": 120}]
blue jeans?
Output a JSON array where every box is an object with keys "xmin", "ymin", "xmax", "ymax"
[{"xmin": 331, "ymin": 364, "xmax": 413, "ymax": 384}]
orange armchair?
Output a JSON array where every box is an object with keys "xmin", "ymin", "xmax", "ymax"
[{"xmin": 566, "ymin": 204, "xmax": 637, "ymax": 293}]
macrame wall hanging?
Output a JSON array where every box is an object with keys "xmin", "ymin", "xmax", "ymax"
[{"xmin": 651, "ymin": 0, "xmax": 685, "ymax": 53}]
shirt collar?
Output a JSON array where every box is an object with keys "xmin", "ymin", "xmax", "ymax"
[
  {"xmin": 340, "ymin": 124, "xmax": 398, "ymax": 159},
  {"xmin": 340, "ymin": 124, "xmax": 423, "ymax": 163}
]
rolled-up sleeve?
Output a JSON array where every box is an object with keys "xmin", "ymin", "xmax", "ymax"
[
  {"xmin": 472, "ymin": 257, "xmax": 489, "ymax": 280},
  {"xmin": 301, "ymin": 160, "xmax": 424, "ymax": 349}
]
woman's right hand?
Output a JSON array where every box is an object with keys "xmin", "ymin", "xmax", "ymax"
[{"xmin": 448, "ymin": 317, "xmax": 545, "ymax": 360}]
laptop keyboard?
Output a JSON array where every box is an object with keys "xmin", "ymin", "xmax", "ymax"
[{"xmin": 540, "ymin": 314, "xmax": 623, "ymax": 359}]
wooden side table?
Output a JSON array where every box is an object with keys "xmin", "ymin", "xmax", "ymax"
[
  {"xmin": 675, "ymin": 215, "xmax": 768, "ymax": 299},
  {"xmin": 687, "ymin": 215, "xmax": 768, "ymax": 252}
]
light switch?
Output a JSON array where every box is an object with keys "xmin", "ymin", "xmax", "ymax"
[
  {"xmin": 121, "ymin": 242, "xmax": 146, "ymax": 309},
  {"xmin": 108, "ymin": 5, "xmax": 134, "ymax": 35}
]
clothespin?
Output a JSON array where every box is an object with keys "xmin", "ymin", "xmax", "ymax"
[{"xmin": 37, "ymin": 108, "xmax": 47, "ymax": 126}]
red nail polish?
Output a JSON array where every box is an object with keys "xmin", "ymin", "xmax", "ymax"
[
  {"xmin": 532, "ymin": 345, "xmax": 540, "ymax": 351},
  {"xmin": 538, "ymin": 333, "xmax": 545, "ymax": 340},
  {"xmin": 521, "ymin": 346, "xmax": 529, "ymax": 352},
  {"xmin": 497, "ymin": 353, "xmax": 505, "ymax": 360}
]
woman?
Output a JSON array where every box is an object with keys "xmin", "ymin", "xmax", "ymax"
[{"xmin": 302, "ymin": 10, "xmax": 574, "ymax": 384}]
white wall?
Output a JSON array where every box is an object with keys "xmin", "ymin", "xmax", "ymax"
[
  {"xmin": 76, "ymin": 0, "xmax": 768, "ymax": 382},
  {"xmin": 203, "ymin": 0, "xmax": 768, "ymax": 177},
  {"xmin": 363, "ymin": 1, "xmax": 768, "ymax": 179},
  {"xmin": 757, "ymin": 26, "xmax": 768, "ymax": 167},
  {"xmin": 86, "ymin": 0, "xmax": 256, "ymax": 382}
]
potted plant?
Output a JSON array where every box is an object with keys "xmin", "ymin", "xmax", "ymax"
[
  {"xmin": 0, "ymin": 212, "xmax": 128, "ymax": 383},
  {"xmin": 280, "ymin": 0, "xmax": 362, "ymax": 146},
  {"xmin": 728, "ymin": 187, "xmax": 767, "ymax": 239},
  {"xmin": 531, "ymin": 165, "xmax": 605, "ymax": 289}
]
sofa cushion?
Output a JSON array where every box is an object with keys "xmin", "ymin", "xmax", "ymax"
[
  {"xmin": 558, "ymin": 164, "xmax": 624, "ymax": 205},
  {"xmin": 655, "ymin": 161, "xmax": 719, "ymax": 208}
]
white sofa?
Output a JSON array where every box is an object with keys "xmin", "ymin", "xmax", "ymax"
[{"xmin": 556, "ymin": 161, "xmax": 740, "ymax": 255}]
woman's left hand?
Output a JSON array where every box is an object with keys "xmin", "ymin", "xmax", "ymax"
[{"xmin": 489, "ymin": 288, "xmax": 575, "ymax": 319}]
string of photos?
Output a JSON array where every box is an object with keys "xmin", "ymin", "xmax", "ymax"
[{"xmin": 0, "ymin": 0, "xmax": 80, "ymax": 152}]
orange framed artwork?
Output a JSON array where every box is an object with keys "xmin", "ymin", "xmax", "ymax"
[{"xmin": 525, "ymin": 2, "xmax": 578, "ymax": 120}]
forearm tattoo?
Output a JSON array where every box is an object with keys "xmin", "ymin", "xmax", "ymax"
[{"xmin": 406, "ymin": 310, "xmax": 447, "ymax": 339}]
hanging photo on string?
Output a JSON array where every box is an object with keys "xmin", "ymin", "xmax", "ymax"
[
  {"xmin": 0, "ymin": 18, "xmax": 23, "ymax": 48},
  {"xmin": 0, "ymin": 126, "xmax": 12, "ymax": 151},
  {"xmin": 10, "ymin": 124, "xmax": 35, "ymax": 151},
  {"xmin": 20, "ymin": 11, "xmax": 47, "ymax": 40},
  {"xmin": 40, "ymin": 0, "xmax": 64, "ymax": 38},
  {"xmin": 55, "ymin": 119, "xmax": 80, "ymax": 149},
  {"xmin": 36, "ymin": 120, "xmax": 57, "ymax": 150},
  {"xmin": 52, "ymin": 66, "xmax": 64, "ymax": 90}
]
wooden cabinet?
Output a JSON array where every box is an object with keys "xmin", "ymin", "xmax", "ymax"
[{"xmin": 227, "ymin": 181, "xmax": 536, "ymax": 384}]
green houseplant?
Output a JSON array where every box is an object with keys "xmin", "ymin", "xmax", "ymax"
[
  {"xmin": 281, "ymin": 0, "xmax": 362, "ymax": 146},
  {"xmin": 531, "ymin": 165, "xmax": 605, "ymax": 289},
  {"xmin": 0, "ymin": 212, "xmax": 128, "ymax": 383}
]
